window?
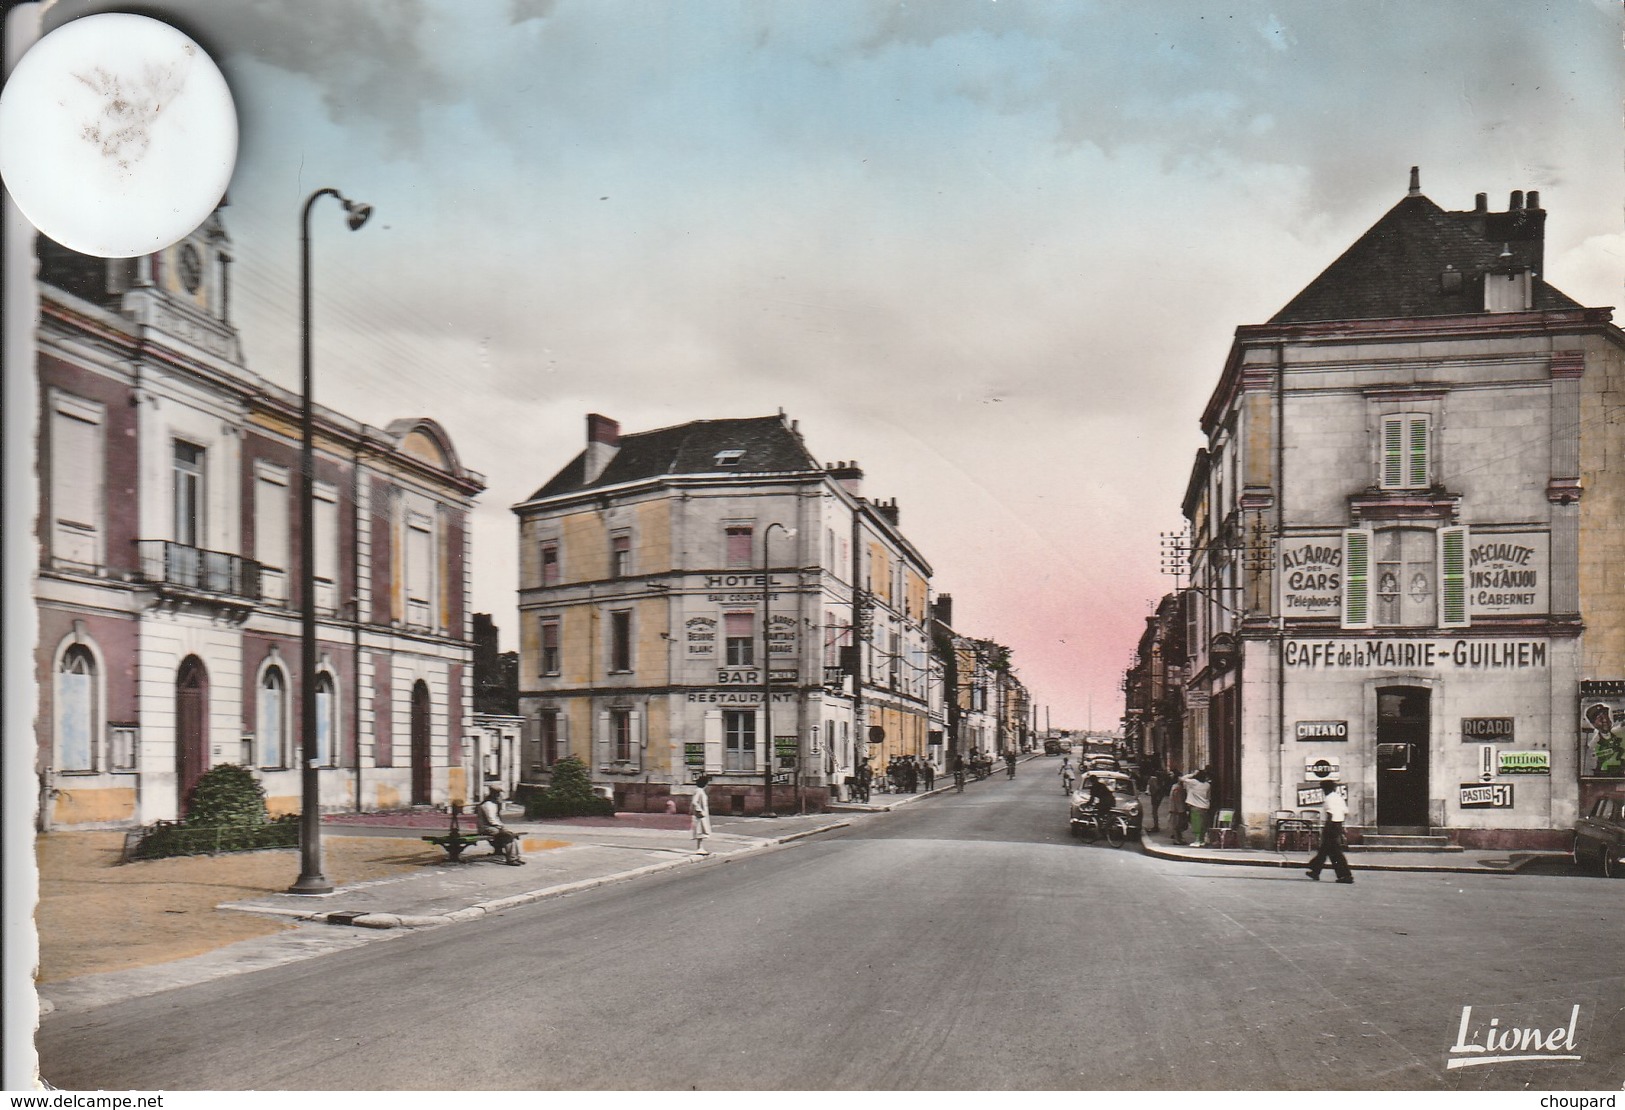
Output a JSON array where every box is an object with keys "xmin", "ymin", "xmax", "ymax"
[
  {"xmin": 609, "ymin": 609, "xmax": 633, "ymax": 672},
  {"xmin": 541, "ymin": 541, "xmax": 560, "ymax": 586},
  {"xmin": 173, "ymin": 441, "xmax": 206, "ymax": 548},
  {"xmin": 259, "ymin": 667, "xmax": 287, "ymax": 768},
  {"xmin": 254, "ymin": 465, "xmax": 290, "ymax": 603},
  {"xmin": 726, "ymin": 525, "xmax": 753, "ymax": 569},
  {"xmin": 1345, "ymin": 526, "xmax": 1467, "ymax": 630},
  {"xmin": 714, "ymin": 449, "xmax": 744, "ymax": 467},
  {"xmin": 56, "ymin": 647, "xmax": 97, "ymax": 772},
  {"xmin": 724, "ymin": 612, "xmax": 755, "ymax": 666},
  {"xmin": 49, "ymin": 393, "xmax": 104, "ymax": 567},
  {"xmin": 538, "ymin": 708, "xmax": 561, "ymax": 768},
  {"xmin": 724, "ymin": 709, "xmax": 756, "ymax": 771},
  {"xmin": 540, "ymin": 618, "xmax": 561, "ymax": 675},
  {"xmin": 315, "ymin": 673, "xmax": 336, "ymax": 766},
  {"xmin": 1379, "ymin": 414, "xmax": 1431, "ymax": 490},
  {"xmin": 313, "ymin": 483, "xmax": 338, "ymax": 613},
  {"xmin": 406, "ymin": 510, "xmax": 434, "ymax": 627},
  {"xmin": 109, "ymin": 726, "xmax": 138, "ymax": 772},
  {"xmin": 611, "ymin": 708, "xmax": 633, "ymax": 761},
  {"xmin": 611, "ymin": 532, "xmax": 631, "ymax": 578}
]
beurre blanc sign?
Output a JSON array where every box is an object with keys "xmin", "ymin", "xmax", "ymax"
[
  {"xmin": 1467, "ymin": 533, "xmax": 1548, "ymax": 617},
  {"xmin": 1284, "ymin": 639, "xmax": 1548, "ymax": 669}
]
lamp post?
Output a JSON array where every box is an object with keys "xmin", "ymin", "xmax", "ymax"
[
  {"xmin": 289, "ymin": 188, "xmax": 372, "ymax": 895},
  {"xmin": 761, "ymin": 522, "xmax": 794, "ymax": 817}
]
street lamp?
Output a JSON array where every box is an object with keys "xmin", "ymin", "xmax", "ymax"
[
  {"xmin": 289, "ymin": 188, "xmax": 372, "ymax": 895},
  {"xmin": 761, "ymin": 522, "xmax": 795, "ymax": 817}
]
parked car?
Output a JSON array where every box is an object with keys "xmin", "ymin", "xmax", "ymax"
[
  {"xmin": 1043, "ymin": 739, "xmax": 1063, "ymax": 755},
  {"xmin": 1069, "ymin": 771, "xmax": 1143, "ymax": 835},
  {"xmin": 1084, "ymin": 755, "xmax": 1120, "ymax": 774},
  {"xmin": 1573, "ymin": 795, "xmax": 1624, "ymax": 877}
]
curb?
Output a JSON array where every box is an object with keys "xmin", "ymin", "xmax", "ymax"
[
  {"xmin": 221, "ymin": 820, "xmax": 853, "ymax": 930},
  {"xmin": 1137, "ymin": 836, "xmax": 1564, "ymax": 875}
]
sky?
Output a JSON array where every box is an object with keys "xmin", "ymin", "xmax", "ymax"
[{"xmin": 37, "ymin": 0, "xmax": 1625, "ymax": 730}]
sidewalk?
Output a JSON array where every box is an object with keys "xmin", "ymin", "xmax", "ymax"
[
  {"xmin": 35, "ymin": 809, "xmax": 850, "ymax": 1018},
  {"xmin": 1135, "ymin": 817, "xmax": 1570, "ymax": 875}
]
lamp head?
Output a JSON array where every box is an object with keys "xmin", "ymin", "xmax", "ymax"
[{"xmin": 342, "ymin": 199, "xmax": 373, "ymax": 231}]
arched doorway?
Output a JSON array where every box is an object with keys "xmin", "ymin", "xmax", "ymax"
[
  {"xmin": 1376, "ymin": 685, "xmax": 1431, "ymax": 829},
  {"xmin": 410, "ymin": 680, "xmax": 432, "ymax": 806},
  {"xmin": 176, "ymin": 657, "xmax": 208, "ymax": 814}
]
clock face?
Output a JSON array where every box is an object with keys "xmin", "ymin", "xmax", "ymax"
[{"xmin": 178, "ymin": 242, "xmax": 203, "ymax": 294}]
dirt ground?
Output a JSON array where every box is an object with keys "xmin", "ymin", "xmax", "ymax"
[{"xmin": 31, "ymin": 831, "xmax": 436, "ymax": 983}]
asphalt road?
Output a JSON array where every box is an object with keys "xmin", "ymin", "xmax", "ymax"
[{"xmin": 37, "ymin": 764, "xmax": 1625, "ymax": 1091}]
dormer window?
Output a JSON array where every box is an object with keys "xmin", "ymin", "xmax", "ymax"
[
  {"xmin": 714, "ymin": 449, "xmax": 744, "ymax": 467},
  {"xmin": 1484, "ymin": 269, "xmax": 1532, "ymax": 312}
]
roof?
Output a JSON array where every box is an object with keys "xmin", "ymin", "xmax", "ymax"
[
  {"xmin": 526, "ymin": 415, "xmax": 821, "ymax": 500},
  {"xmin": 1269, "ymin": 193, "xmax": 1583, "ymax": 324}
]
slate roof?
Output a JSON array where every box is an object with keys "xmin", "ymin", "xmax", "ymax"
[
  {"xmin": 526, "ymin": 416, "xmax": 821, "ymax": 500},
  {"xmin": 1270, "ymin": 193, "xmax": 1584, "ymax": 324}
]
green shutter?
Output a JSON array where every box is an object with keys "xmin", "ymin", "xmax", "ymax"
[
  {"xmin": 1439, "ymin": 525, "xmax": 1468, "ymax": 628},
  {"xmin": 1381, "ymin": 417, "xmax": 1404, "ymax": 488},
  {"xmin": 1342, "ymin": 529, "xmax": 1373, "ymax": 629},
  {"xmin": 1407, "ymin": 416, "xmax": 1430, "ymax": 488}
]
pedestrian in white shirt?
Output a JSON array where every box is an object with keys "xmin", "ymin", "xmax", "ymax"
[
  {"xmin": 1180, "ymin": 769, "xmax": 1212, "ymax": 846},
  {"xmin": 691, "ymin": 774, "xmax": 713, "ymax": 856},
  {"xmin": 1305, "ymin": 780, "xmax": 1354, "ymax": 883}
]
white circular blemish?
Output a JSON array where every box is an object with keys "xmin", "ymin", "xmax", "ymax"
[{"xmin": 0, "ymin": 13, "xmax": 237, "ymax": 258}]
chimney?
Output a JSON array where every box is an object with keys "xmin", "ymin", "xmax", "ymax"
[
  {"xmin": 875, "ymin": 497, "xmax": 900, "ymax": 526},
  {"xmin": 583, "ymin": 413, "xmax": 620, "ymax": 485},
  {"xmin": 933, "ymin": 593, "xmax": 954, "ymax": 628},
  {"xmin": 827, "ymin": 460, "xmax": 863, "ymax": 496},
  {"xmin": 1407, "ymin": 166, "xmax": 1420, "ymax": 196},
  {"xmin": 1525, "ymin": 190, "xmax": 1540, "ymax": 210},
  {"xmin": 1475, "ymin": 193, "xmax": 1488, "ymax": 213},
  {"xmin": 1509, "ymin": 190, "xmax": 1524, "ymax": 211}
]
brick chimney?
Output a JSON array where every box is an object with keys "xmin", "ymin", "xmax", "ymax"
[
  {"xmin": 933, "ymin": 593, "xmax": 953, "ymax": 628},
  {"xmin": 826, "ymin": 460, "xmax": 863, "ymax": 496},
  {"xmin": 874, "ymin": 497, "xmax": 900, "ymax": 526},
  {"xmin": 583, "ymin": 414, "xmax": 620, "ymax": 485}
]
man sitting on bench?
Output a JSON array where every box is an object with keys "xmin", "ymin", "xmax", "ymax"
[{"xmin": 477, "ymin": 786, "xmax": 525, "ymax": 866}]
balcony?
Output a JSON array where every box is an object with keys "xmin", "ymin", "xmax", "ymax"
[{"xmin": 135, "ymin": 541, "xmax": 260, "ymax": 613}]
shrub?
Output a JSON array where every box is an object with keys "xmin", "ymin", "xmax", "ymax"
[
  {"xmin": 526, "ymin": 756, "xmax": 616, "ymax": 818},
  {"xmin": 184, "ymin": 763, "xmax": 269, "ymax": 828},
  {"xmin": 127, "ymin": 765, "xmax": 297, "ymax": 860}
]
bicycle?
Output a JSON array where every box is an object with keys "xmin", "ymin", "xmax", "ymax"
[{"xmin": 1070, "ymin": 806, "xmax": 1132, "ymax": 848}]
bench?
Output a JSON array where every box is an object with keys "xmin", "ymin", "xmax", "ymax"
[{"xmin": 421, "ymin": 806, "xmax": 500, "ymax": 862}]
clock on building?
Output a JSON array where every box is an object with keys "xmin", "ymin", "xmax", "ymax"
[{"xmin": 178, "ymin": 242, "xmax": 203, "ymax": 294}]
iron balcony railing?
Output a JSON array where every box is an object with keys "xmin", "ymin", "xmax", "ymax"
[{"xmin": 135, "ymin": 540, "xmax": 261, "ymax": 602}]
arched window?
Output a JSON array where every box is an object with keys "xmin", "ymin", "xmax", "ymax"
[
  {"xmin": 315, "ymin": 673, "xmax": 336, "ymax": 767},
  {"xmin": 57, "ymin": 647, "xmax": 97, "ymax": 772},
  {"xmin": 259, "ymin": 667, "xmax": 287, "ymax": 768}
]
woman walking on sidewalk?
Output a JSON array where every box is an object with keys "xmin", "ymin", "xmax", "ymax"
[
  {"xmin": 1167, "ymin": 770, "xmax": 1189, "ymax": 845},
  {"xmin": 690, "ymin": 775, "xmax": 713, "ymax": 856}
]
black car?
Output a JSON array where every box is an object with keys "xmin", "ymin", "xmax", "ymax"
[{"xmin": 1573, "ymin": 795, "xmax": 1625, "ymax": 877}]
